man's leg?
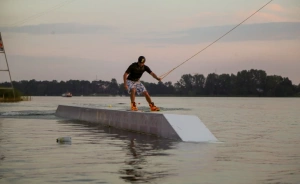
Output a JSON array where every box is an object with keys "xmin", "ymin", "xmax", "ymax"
[
  {"xmin": 143, "ymin": 91, "xmax": 152, "ymax": 104},
  {"xmin": 130, "ymin": 88, "xmax": 138, "ymax": 111},
  {"xmin": 130, "ymin": 88, "xmax": 136, "ymax": 103},
  {"xmin": 143, "ymin": 91, "xmax": 160, "ymax": 111}
]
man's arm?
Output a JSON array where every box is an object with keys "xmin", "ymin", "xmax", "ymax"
[
  {"xmin": 150, "ymin": 72, "xmax": 161, "ymax": 82},
  {"xmin": 123, "ymin": 72, "xmax": 129, "ymax": 89}
]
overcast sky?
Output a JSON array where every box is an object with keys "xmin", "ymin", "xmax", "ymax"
[{"xmin": 0, "ymin": 0, "xmax": 300, "ymax": 84}]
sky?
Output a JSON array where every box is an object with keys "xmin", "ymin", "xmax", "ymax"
[{"xmin": 0, "ymin": 0, "xmax": 300, "ymax": 85}]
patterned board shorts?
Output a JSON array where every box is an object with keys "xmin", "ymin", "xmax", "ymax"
[{"xmin": 126, "ymin": 80, "xmax": 147, "ymax": 95}]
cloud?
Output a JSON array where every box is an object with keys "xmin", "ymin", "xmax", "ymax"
[
  {"xmin": 134, "ymin": 22, "xmax": 300, "ymax": 44},
  {"xmin": 267, "ymin": 4, "xmax": 285, "ymax": 12},
  {"xmin": 239, "ymin": 4, "xmax": 300, "ymax": 23},
  {"xmin": 0, "ymin": 23, "xmax": 116, "ymax": 35},
  {"xmin": 253, "ymin": 12, "xmax": 288, "ymax": 22},
  {"xmin": 1, "ymin": 21, "xmax": 299, "ymax": 45}
]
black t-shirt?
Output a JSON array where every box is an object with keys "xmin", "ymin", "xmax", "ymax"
[{"xmin": 125, "ymin": 62, "xmax": 152, "ymax": 81}]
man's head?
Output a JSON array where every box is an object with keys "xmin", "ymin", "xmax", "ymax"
[{"xmin": 138, "ymin": 56, "xmax": 146, "ymax": 64}]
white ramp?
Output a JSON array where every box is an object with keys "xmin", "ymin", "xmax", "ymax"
[
  {"xmin": 163, "ymin": 114, "xmax": 217, "ymax": 142},
  {"xmin": 55, "ymin": 105, "xmax": 218, "ymax": 142}
]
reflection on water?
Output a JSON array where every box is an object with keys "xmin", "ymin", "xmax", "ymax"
[
  {"xmin": 58, "ymin": 119, "xmax": 176, "ymax": 183},
  {"xmin": 120, "ymin": 139, "xmax": 170, "ymax": 182}
]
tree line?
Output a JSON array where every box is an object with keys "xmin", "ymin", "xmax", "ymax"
[{"xmin": 1, "ymin": 69, "xmax": 299, "ymax": 97}]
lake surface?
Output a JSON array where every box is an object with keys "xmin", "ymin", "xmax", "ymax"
[{"xmin": 0, "ymin": 97, "xmax": 299, "ymax": 184}]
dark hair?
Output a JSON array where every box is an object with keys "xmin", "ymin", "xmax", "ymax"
[{"xmin": 138, "ymin": 56, "xmax": 146, "ymax": 63}]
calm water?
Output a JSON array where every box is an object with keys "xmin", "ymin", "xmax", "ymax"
[{"xmin": 0, "ymin": 97, "xmax": 299, "ymax": 184}]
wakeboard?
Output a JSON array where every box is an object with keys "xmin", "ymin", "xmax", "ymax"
[{"xmin": 126, "ymin": 109, "xmax": 160, "ymax": 113}]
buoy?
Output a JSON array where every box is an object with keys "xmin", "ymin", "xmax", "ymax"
[{"xmin": 56, "ymin": 137, "xmax": 72, "ymax": 143}]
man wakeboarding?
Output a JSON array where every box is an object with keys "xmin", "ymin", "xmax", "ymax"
[{"xmin": 123, "ymin": 56, "xmax": 161, "ymax": 111}]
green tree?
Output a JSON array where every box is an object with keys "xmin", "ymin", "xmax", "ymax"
[
  {"xmin": 265, "ymin": 75, "xmax": 283, "ymax": 96},
  {"xmin": 108, "ymin": 78, "xmax": 120, "ymax": 96},
  {"xmin": 204, "ymin": 73, "xmax": 219, "ymax": 95},
  {"xmin": 275, "ymin": 77, "xmax": 294, "ymax": 97},
  {"xmin": 175, "ymin": 74, "xmax": 205, "ymax": 96},
  {"xmin": 175, "ymin": 74, "xmax": 194, "ymax": 95},
  {"xmin": 193, "ymin": 74, "xmax": 205, "ymax": 95},
  {"xmin": 235, "ymin": 70, "xmax": 250, "ymax": 96},
  {"xmin": 218, "ymin": 74, "xmax": 232, "ymax": 96}
]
